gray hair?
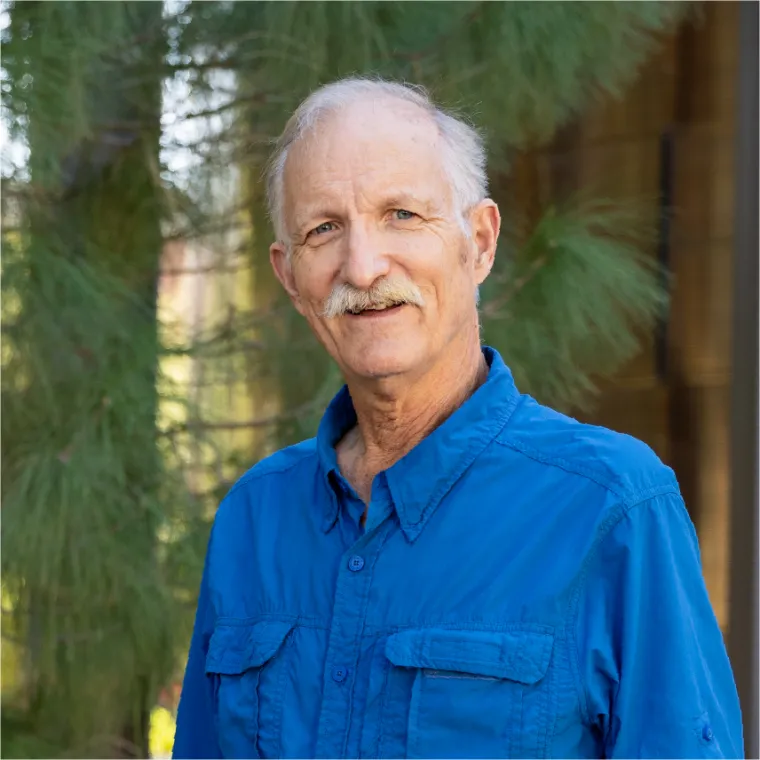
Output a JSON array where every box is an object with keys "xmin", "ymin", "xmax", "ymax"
[{"xmin": 264, "ymin": 77, "xmax": 489, "ymax": 246}]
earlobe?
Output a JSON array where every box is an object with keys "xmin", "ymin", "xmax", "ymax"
[{"xmin": 474, "ymin": 248, "xmax": 492, "ymax": 285}]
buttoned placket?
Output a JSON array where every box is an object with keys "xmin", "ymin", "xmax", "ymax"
[{"xmin": 315, "ymin": 474, "xmax": 395, "ymax": 758}]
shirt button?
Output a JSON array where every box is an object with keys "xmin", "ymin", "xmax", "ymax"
[
  {"xmin": 332, "ymin": 666, "xmax": 348, "ymax": 683},
  {"xmin": 348, "ymin": 555, "xmax": 365, "ymax": 572},
  {"xmin": 702, "ymin": 724, "xmax": 714, "ymax": 742}
]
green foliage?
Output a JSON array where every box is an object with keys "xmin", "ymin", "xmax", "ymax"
[
  {"xmin": 481, "ymin": 200, "xmax": 667, "ymax": 411},
  {"xmin": 1, "ymin": 248, "xmax": 182, "ymax": 755},
  {"xmin": 2, "ymin": 2, "xmax": 165, "ymax": 188},
  {"xmin": 177, "ymin": 2, "xmax": 688, "ymax": 153},
  {"xmin": 1, "ymin": 1, "xmax": 687, "ymax": 756},
  {"xmin": 2, "ymin": 3, "xmax": 182, "ymax": 756}
]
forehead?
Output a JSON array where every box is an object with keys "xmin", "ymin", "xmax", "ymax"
[{"xmin": 282, "ymin": 100, "xmax": 453, "ymax": 223}]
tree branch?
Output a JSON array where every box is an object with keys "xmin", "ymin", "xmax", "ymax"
[
  {"xmin": 159, "ymin": 402, "xmax": 319, "ymax": 437},
  {"xmin": 480, "ymin": 254, "xmax": 549, "ymax": 318}
]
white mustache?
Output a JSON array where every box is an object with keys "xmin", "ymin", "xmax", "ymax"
[{"xmin": 321, "ymin": 277, "xmax": 425, "ymax": 318}]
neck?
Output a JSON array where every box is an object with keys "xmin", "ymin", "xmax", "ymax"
[{"xmin": 341, "ymin": 335, "xmax": 488, "ymax": 475}]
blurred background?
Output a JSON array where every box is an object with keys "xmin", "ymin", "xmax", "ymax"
[{"xmin": 1, "ymin": 2, "xmax": 757, "ymax": 758}]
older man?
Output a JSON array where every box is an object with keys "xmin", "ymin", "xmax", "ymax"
[{"xmin": 173, "ymin": 79, "xmax": 743, "ymax": 759}]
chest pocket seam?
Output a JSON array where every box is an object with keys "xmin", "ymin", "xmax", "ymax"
[
  {"xmin": 205, "ymin": 619, "xmax": 294, "ymax": 674},
  {"xmin": 385, "ymin": 627, "xmax": 554, "ymax": 683},
  {"xmin": 384, "ymin": 626, "xmax": 555, "ymax": 759},
  {"xmin": 205, "ymin": 620, "xmax": 294, "ymax": 758}
]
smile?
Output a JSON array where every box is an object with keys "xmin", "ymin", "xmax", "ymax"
[{"xmin": 346, "ymin": 303, "xmax": 406, "ymax": 318}]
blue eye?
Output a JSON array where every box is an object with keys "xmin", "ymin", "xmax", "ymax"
[
  {"xmin": 394, "ymin": 209, "xmax": 415, "ymax": 220},
  {"xmin": 312, "ymin": 222, "xmax": 336, "ymax": 236}
]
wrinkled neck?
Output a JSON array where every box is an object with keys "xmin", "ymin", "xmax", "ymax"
[{"xmin": 343, "ymin": 337, "xmax": 488, "ymax": 473}]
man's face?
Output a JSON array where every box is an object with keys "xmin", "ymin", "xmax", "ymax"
[{"xmin": 270, "ymin": 100, "xmax": 499, "ymax": 381}]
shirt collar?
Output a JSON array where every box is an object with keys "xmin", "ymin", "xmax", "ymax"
[{"xmin": 316, "ymin": 346, "xmax": 521, "ymax": 539}]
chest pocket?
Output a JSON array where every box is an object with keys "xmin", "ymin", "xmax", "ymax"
[
  {"xmin": 205, "ymin": 620, "xmax": 294, "ymax": 759},
  {"xmin": 383, "ymin": 626, "xmax": 554, "ymax": 759}
]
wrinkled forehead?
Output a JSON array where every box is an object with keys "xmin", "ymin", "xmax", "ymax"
[{"xmin": 281, "ymin": 100, "xmax": 454, "ymax": 227}]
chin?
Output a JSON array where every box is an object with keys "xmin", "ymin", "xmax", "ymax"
[{"xmin": 341, "ymin": 340, "xmax": 424, "ymax": 380}]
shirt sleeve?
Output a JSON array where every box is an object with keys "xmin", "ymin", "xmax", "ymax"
[
  {"xmin": 574, "ymin": 491, "xmax": 744, "ymax": 759},
  {"xmin": 172, "ymin": 528, "xmax": 221, "ymax": 759}
]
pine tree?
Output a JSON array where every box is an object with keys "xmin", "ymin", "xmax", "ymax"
[
  {"xmin": 1, "ymin": 2, "xmax": 688, "ymax": 756},
  {"xmin": 2, "ymin": 3, "xmax": 176, "ymax": 756}
]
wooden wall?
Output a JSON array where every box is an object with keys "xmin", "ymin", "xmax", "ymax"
[
  {"xmin": 666, "ymin": 4, "xmax": 738, "ymax": 630},
  {"xmin": 512, "ymin": 3, "xmax": 740, "ymax": 628}
]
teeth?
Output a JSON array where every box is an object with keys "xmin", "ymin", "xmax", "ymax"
[{"xmin": 347, "ymin": 303, "xmax": 402, "ymax": 315}]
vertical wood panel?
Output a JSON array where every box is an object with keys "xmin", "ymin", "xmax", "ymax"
[
  {"xmin": 667, "ymin": 3, "xmax": 738, "ymax": 628},
  {"xmin": 727, "ymin": 1, "xmax": 760, "ymax": 752}
]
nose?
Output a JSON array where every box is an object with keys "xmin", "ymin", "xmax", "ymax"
[{"xmin": 340, "ymin": 220, "xmax": 391, "ymax": 290}]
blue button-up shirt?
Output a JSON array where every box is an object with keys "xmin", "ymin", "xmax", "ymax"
[{"xmin": 173, "ymin": 347, "xmax": 743, "ymax": 759}]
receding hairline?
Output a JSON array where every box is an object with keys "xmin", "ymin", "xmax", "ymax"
[
  {"xmin": 282, "ymin": 93, "xmax": 447, "ymax": 175},
  {"xmin": 301, "ymin": 90, "xmax": 440, "ymax": 134}
]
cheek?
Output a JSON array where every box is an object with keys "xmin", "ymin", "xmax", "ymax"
[
  {"xmin": 430, "ymin": 262, "xmax": 475, "ymax": 317},
  {"xmin": 293, "ymin": 261, "xmax": 333, "ymax": 304},
  {"xmin": 401, "ymin": 231, "xmax": 458, "ymax": 281}
]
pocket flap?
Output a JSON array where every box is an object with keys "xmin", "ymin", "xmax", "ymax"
[
  {"xmin": 385, "ymin": 627, "xmax": 553, "ymax": 685},
  {"xmin": 205, "ymin": 620, "xmax": 294, "ymax": 675}
]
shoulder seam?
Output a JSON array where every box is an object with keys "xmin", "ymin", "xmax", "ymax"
[
  {"xmin": 495, "ymin": 436, "xmax": 637, "ymax": 502},
  {"xmin": 225, "ymin": 448, "xmax": 317, "ymax": 499}
]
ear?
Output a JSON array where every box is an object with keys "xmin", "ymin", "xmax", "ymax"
[
  {"xmin": 270, "ymin": 242, "xmax": 305, "ymax": 316},
  {"xmin": 468, "ymin": 199, "xmax": 501, "ymax": 285}
]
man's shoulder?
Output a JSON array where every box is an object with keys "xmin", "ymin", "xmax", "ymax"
[
  {"xmin": 210, "ymin": 438, "xmax": 320, "ymax": 537},
  {"xmin": 224, "ymin": 437, "xmax": 319, "ymax": 501},
  {"xmin": 497, "ymin": 394, "xmax": 679, "ymax": 505}
]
